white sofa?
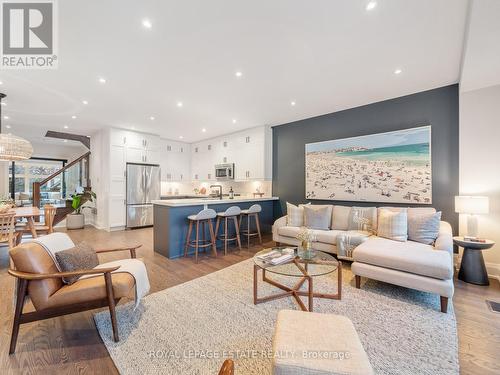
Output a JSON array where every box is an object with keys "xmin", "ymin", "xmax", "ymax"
[{"xmin": 272, "ymin": 205, "xmax": 454, "ymax": 313}]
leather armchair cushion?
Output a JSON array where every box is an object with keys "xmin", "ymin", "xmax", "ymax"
[
  {"xmin": 10, "ymin": 242, "xmax": 63, "ymax": 310},
  {"xmin": 44, "ymin": 273, "xmax": 135, "ymax": 310}
]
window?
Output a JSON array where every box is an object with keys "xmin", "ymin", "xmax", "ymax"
[{"xmin": 9, "ymin": 158, "xmax": 66, "ymax": 206}]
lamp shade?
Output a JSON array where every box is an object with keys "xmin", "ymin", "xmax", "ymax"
[{"xmin": 455, "ymin": 196, "xmax": 489, "ymax": 214}]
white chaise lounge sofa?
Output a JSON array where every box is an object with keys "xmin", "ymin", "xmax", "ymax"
[{"xmin": 272, "ymin": 205, "xmax": 454, "ymax": 313}]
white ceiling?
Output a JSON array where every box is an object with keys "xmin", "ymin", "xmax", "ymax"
[
  {"xmin": 460, "ymin": 0, "xmax": 500, "ymax": 92},
  {"xmin": 0, "ymin": 0, "xmax": 468, "ymax": 144}
]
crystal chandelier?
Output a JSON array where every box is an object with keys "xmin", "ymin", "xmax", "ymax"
[{"xmin": 0, "ymin": 93, "xmax": 33, "ymax": 161}]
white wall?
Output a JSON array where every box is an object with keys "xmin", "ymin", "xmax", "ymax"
[
  {"xmin": 459, "ymin": 0, "xmax": 500, "ymax": 280},
  {"xmin": 30, "ymin": 141, "xmax": 87, "ymax": 162},
  {"xmin": 459, "ymin": 85, "xmax": 500, "ymax": 279}
]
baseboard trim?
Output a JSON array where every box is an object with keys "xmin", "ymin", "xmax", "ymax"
[{"xmin": 486, "ymin": 262, "xmax": 500, "ymax": 282}]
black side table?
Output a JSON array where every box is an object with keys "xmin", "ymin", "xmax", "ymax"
[{"xmin": 454, "ymin": 236, "xmax": 495, "ymax": 286}]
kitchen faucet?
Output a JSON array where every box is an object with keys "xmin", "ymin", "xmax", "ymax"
[{"xmin": 210, "ymin": 184, "xmax": 223, "ymax": 199}]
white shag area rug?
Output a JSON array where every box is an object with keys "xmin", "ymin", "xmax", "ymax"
[{"xmin": 94, "ymin": 259, "xmax": 458, "ymax": 375}]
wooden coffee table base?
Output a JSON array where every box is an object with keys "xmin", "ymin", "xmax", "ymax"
[{"xmin": 253, "ymin": 259, "xmax": 342, "ymax": 312}]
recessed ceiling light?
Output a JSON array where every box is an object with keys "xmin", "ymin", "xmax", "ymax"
[
  {"xmin": 232, "ymin": 119, "xmax": 237, "ymax": 124},
  {"xmin": 235, "ymin": 71, "xmax": 243, "ymax": 78},
  {"xmin": 177, "ymin": 101, "xmax": 183, "ymax": 107},
  {"xmin": 179, "ymin": 135, "xmax": 184, "ymax": 139},
  {"xmin": 71, "ymin": 115, "xmax": 77, "ymax": 119},
  {"xmin": 0, "ymin": 102, "xmax": 6, "ymax": 106},
  {"xmin": 98, "ymin": 77, "xmax": 106, "ymax": 84},
  {"xmin": 149, "ymin": 116, "xmax": 155, "ymax": 120},
  {"xmin": 0, "ymin": 81, "xmax": 3, "ymax": 85},
  {"xmin": 64, "ymin": 125, "xmax": 69, "ymax": 129},
  {"xmin": 82, "ymin": 100, "xmax": 88, "ymax": 105},
  {"xmin": 3, "ymin": 115, "xmax": 9, "ymax": 119},
  {"xmin": 63, "ymin": 139, "xmax": 68, "ymax": 143},
  {"xmin": 142, "ymin": 18, "xmax": 152, "ymax": 29},
  {"xmin": 6, "ymin": 125, "xmax": 11, "ymax": 129},
  {"xmin": 366, "ymin": 1, "xmax": 377, "ymax": 11},
  {"xmin": 290, "ymin": 101, "xmax": 296, "ymax": 106},
  {"xmin": 394, "ymin": 69, "xmax": 402, "ymax": 75},
  {"xmin": 202, "ymin": 128, "xmax": 206, "ymax": 132}
]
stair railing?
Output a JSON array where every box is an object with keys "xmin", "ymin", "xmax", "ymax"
[{"xmin": 32, "ymin": 151, "xmax": 91, "ymax": 209}]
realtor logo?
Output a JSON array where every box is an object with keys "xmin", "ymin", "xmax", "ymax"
[{"xmin": 1, "ymin": 0, "xmax": 58, "ymax": 69}]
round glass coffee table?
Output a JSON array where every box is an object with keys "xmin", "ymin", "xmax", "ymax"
[{"xmin": 253, "ymin": 247, "xmax": 341, "ymax": 312}]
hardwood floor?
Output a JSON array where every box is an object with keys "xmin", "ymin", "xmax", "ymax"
[{"xmin": 1, "ymin": 226, "xmax": 499, "ymax": 374}]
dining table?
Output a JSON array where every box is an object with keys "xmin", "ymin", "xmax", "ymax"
[{"xmin": 10, "ymin": 206, "xmax": 42, "ymax": 239}]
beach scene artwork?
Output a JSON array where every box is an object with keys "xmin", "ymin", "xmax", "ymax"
[{"xmin": 305, "ymin": 126, "xmax": 432, "ymax": 204}]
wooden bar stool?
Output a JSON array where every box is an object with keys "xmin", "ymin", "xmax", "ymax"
[
  {"xmin": 184, "ymin": 209, "xmax": 217, "ymax": 262},
  {"xmin": 239, "ymin": 204, "xmax": 263, "ymax": 248},
  {"xmin": 215, "ymin": 206, "xmax": 242, "ymax": 255}
]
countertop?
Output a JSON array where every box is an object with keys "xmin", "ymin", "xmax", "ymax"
[
  {"xmin": 153, "ymin": 196, "xmax": 279, "ymax": 207},
  {"xmin": 160, "ymin": 194, "xmax": 208, "ymax": 199}
]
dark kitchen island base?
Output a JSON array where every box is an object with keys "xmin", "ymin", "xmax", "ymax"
[{"xmin": 153, "ymin": 198, "xmax": 278, "ymax": 259}]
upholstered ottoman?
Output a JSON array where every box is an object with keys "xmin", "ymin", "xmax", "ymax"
[{"xmin": 272, "ymin": 310, "xmax": 373, "ymax": 375}]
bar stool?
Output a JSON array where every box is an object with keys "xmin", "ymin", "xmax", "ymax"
[
  {"xmin": 184, "ymin": 209, "xmax": 217, "ymax": 262},
  {"xmin": 215, "ymin": 206, "xmax": 242, "ymax": 255},
  {"xmin": 239, "ymin": 204, "xmax": 263, "ymax": 248}
]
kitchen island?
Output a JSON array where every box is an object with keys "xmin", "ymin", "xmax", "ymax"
[{"xmin": 153, "ymin": 197, "xmax": 279, "ymax": 258}]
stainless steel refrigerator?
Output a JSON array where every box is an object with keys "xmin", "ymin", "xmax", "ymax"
[{"xmin": 126, "ymin": 163, "xmax": 160, "ymax": 228}]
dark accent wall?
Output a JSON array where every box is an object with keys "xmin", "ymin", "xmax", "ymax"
[{"xmin": 272, "ymin": 84, "xmax": 459, "ymax": 233}]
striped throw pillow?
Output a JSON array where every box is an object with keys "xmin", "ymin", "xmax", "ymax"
[
  {"xmin": 377, "ymin": 208, "xmax": 408, "ymax": 242},
  {"xmin": 286, "ymin": 202, "xmax": 305, "ymax": 226}
]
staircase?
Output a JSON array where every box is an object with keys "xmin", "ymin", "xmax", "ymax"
[{"xmin": 32, "ymin": 151, "xmax": 91, "ymax": 225}]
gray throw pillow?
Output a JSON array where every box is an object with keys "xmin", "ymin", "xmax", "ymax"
[
  {"xmin": 55, "ymin": 242, "xmax": 99, "ymax": 285},
  {"xmin": 408, "ymin": 212, "xmax": 442, "ymax": 245},
  {"xmin": 303, "ymin": 205, "xmax": 331, "ymax": 230}
]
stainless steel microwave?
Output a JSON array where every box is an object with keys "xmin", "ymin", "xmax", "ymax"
[{"xmin": 215, "ymin": 163, "xmax": 234, "ymax": 180}]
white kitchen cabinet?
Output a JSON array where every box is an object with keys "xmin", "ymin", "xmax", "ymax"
[
  {"xmin": 108, "ymin": 133, "xmax": 127, "ymax": 228},
  {"xmin": 233, "ymin": 127, "xmax": 265, "ymax": 180},
  {"xmin": 214, "ymin": 137, "xmax": 234, "ymax": 164},
  {"xmin": 191, "ymin": 143, "xmax": 202, "ymax": 180},
  {"xmin": 123, "ymin": 131, "xmax": 159, "ymax": 150},
  {"xmin": 189, "ymin": 125, "xmax": 272, "ymax": 183},
  {"xmin": 108, "ymin": 196, "xmax": 126, "ymax": 227},
  {"xmin": 110, "ymin": 129, "xmax": 128, "ymax": 146},
  {"xmin": 160, "ymin": 139, "xmax": 191, "ymax": 181},
  {"xmin": 125, "ymin": 147, "xmax": 144, "ymax": 164},
  {"xmin": 145, "ymin": 149, "xmax": 161, "ymax": 164}
]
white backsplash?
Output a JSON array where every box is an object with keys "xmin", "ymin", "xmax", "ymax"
[{"xmin": 161, "ymin": 180, "xmax": 272, "ymax": 197}]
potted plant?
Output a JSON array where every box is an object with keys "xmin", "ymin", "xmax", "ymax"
[{"xmin": 66, "ymin": 189, "xmax": 96, "ymax": 230}]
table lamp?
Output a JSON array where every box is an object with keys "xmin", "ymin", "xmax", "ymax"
[{"xmin": 455, "ymin": 196, "xmax": 489, "ymax": 237}]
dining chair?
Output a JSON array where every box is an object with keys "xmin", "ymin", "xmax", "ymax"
[
  {"xmin": 16, "ymin": 205, "xmax": 56, "ymax": 239},
  {"xmin": 0, "ymin": 212, "xmax": 20, "ymax": 250},
  {"xmin": 35, "ymin": 205, "xmax": 57, "ymax": 234}
]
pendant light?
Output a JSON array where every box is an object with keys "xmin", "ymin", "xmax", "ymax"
[{"xmin": 0, "ymin": 93, "xmax": 33, "ymax": 161}]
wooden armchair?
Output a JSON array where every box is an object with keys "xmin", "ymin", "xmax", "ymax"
[
  {"xmin": 8, "ymin": 234, "xmax": 142, "ymax": 354},
  {"xmin": 218, "ymin": 359, "xmax": 234, "ymax": 375}
]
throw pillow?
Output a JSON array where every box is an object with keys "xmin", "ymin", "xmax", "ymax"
[
  {"xmin": 286, "ymin": 202, "xmax": 305, "ymax": 226},
  {"xmin": 332, "ymin": 205, "xmax": 351, "ymax": 230},
  {"xmin": 347, "ymin": 207, "xmax": 377, "ymax": 233},
  {"xmin": 377, "ymin": 208, "xmax": 408, "ymax": 242},
  {"xmin": 303, "ymin": 205, "xmax": 331, "ymax": 230},
  {"xmin": 55, "ymin": 242, "xmax": 99, "ymax": 285},
  {"xmin": 408, "ymin": 211, "xmax": 442, "ymax": 245}
]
